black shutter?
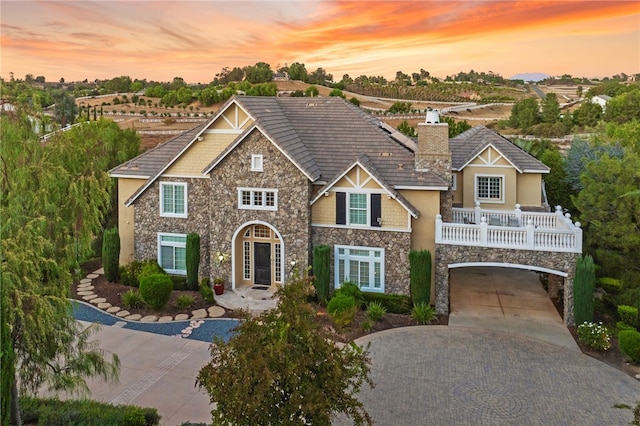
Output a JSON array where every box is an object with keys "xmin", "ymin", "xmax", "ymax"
[
  {"xmin": 336, "ymin": 192, "xmax": 346, "ymax": 225},
  {"xmin": 371, "ymin": 193, "xmax": 381, "ymax": 227}
]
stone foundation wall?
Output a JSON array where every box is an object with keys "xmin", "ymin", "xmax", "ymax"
[
  {"xmin": 435, "ymin": 244, "xmax": 579, "ymax": 325},
  {"xmin": 134, "ymin": 177, "xmax": 212, "ymax": 278},
  {"xmin": 312, "ymin": 227, "xmax": 412, "ymax": 295}
]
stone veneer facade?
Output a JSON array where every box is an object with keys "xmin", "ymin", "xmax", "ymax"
[
  {"xmin": 208, "ymin": 130, "xmax": 311, "ymax": 290},
  {"xmin": 312, "ymin": 227, "xmax": 412, "ymax": 295},
  {"xmin": 435, "ymin": 244, "xmax": 579, "ymax": 325}
]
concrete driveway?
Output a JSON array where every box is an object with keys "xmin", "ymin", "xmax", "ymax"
[{"xmin": 448, "ymin": 266, "xmax": 579, "ymax": 351}]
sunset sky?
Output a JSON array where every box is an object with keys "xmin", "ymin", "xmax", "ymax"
[{"xmin": 1, "ymin": 1, "xmax": 639, "ymax": 84}]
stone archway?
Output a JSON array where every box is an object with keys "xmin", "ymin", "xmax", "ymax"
[{"xmin": 435, "ymin": 245, "xmax": 579, "ymax": 325}]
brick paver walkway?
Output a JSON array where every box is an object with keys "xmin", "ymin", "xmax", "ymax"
[{"xmin": 337, "ymin": 326, "xmax": 640, "ymax": 425}]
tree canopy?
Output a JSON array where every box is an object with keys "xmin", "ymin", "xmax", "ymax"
[{"xmin": 197, "ymin": 276, "xmax": 373, "ymax": 425}]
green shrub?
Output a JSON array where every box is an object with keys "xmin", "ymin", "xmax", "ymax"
[
  {"xmin": 19, "ymin": 396, "xmax": 160, "ymax": 426},
  {"xmin": 335, "ymin": 281, "xmax": 364, "ymax": 308},
  {"xmin": 366, "ymin": 301, "xmax": 387, "ymax": 322},
  {"xmin": 409, "ymin": 249, "xmax": 432, "ymax": 305},
  {"xmin": 577, "ymin": 321, "xmax": 611, "ymax": 351},
  {"xmin": 327, "ymin": 293, "xmax": 358, "ymax": 328},
  {"xmin": 121, "ymin": 289, "xmax": 146, "ymax": 309},
  {"xmin": 170, "ymin": 275, "xmax": 188, "ymax": 291},
  {"xmin": 176, "ymin": 295, "xmax": 194, "ymax": 309},
  {"xmin": 618, "ymin": 304, "xmax": 639, "ymax": 328},
  {"xmin": 139, "ymin": 273, "xmax": 173, "ymax": 310},
  {"xmin": 313, "ymin": 245, "xmax": 331, "ymax": 304},
  {"xmin": 617, "ymin": 287, "xmax": 640, "ymax": 311},
  {"xmin": 598, "ymin": 277, "xmax": 622, "ymax": 294},
  {"xmin": 139, "ymin": 260, "xmax": 166, "ymax": 280},
  {"xmin": 120, "ymin": 260, "xmax": 144, "ymax": 287},
  {"xmin": 411, "ymin": 302, "xmax": 435, "ymax": 325},
  {"xmin": 618, "ymin": 329, "xmax": 640, "ymax": 363},
  {"xmin": 616, "ymin": 321, "xmax": 637, "ymax": 333},
  {"xmin": 186, "ymin": 233, "xmax": 200, "ymax": 291},
  {"xmin": 102, "ymin": 227, "xmax": 121, "ymax": 282},
  {"xmin": 362, "ymin": 292, "xmax": 411, "ymax": 314},
  {"xmin": 574, "ymin": 255, "xmax": 596, "ymax": 324},
  {"xmin": 361, "ymin": 318, "xmax": 374, "ymax": 333},
  {"xmin": 199, "ymin": 278, "xmax": 214, "ymax": 304}
]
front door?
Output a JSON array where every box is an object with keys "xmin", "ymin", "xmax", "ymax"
[{"xmin": 254, "ymin": 242, "xmax": 271, "ymax": 285}]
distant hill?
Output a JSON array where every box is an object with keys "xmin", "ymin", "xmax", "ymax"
[{"xmin": 510, "ymin": 72, "xmax": 550, "ymax": 82}]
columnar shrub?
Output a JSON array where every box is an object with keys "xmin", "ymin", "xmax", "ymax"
[
  {"xmin": 577, "ymin": 321, "xmax": 611, "ymax": 351},
  {"xmin": 327, "ymin": 293, "xmax": 358, "ymax": 328},
  {"xmin": 618, "ymin": 305, "xmax": 639, "ymax": 328},
  {"xmin": 618, "ymin": 329, "xmax": 640, "ymax": 363},
  {"xmin": 313, "ymin": 245, "xmax": 331, "ymax": 305},
  {"xmin": 573, "ymin": 255, "xmax": 596, "ymax": 325},
  {"xmin": 409, "ymin": 250, "xmax": 432, "ymax": 305},
  {"xmin": 102, "ymin": 227, "xmax": 120, "ymax": 282},
  {"xmin": 139, "ymin": 273, "xmax": 173, "ymax": 310},
  {"xmin": 186, "ymin": 233, "xmax": 200, "ymax": 291}
]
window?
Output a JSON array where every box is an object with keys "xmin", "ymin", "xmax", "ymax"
[
  {"xmin": 251, "ymin": 154, "xmax": 263, "ymax": 172},
  {"xmin": 335, "ymin": 245, "xmax": 384, "ymax": 293},
  {"xmin": 158, "ymin": 233, "xmax": 186, "ymax": 275},
  {"xmin": 274, "ymin": 243, "xmax": 282, "ymax": 283},
  {"xmin": 451, "ymin": 174, "xmax": 457, "ymax": 191},
  {"xmin": 238, "ymin": 188, "xmax": 278, "ymax": 211},
  {"xmin": 476, "ymin": 175, "xmax": 503, "ymax": 203},
  {"xmin": 336, "ymin": 192, "xmax": 381, "ymax": 227},
  {"xmin": 253, "ymin": 225, "xmax": 271, "ymax": 238},
  {"xmin": 160, "ymin": 182, "xmax": 187, "ymax": 217},
  {"xmin": 243, "ymin": 241, "xmax": 251, "ymax": 280}
]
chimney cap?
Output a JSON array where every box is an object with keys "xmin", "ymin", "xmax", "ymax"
[{"xmin": 425, "ymin": 109, "xmax": 440, "ymax": 124}]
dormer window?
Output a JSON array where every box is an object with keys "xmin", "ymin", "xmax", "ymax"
[{"xmin": 251, "ymin": 154, "xmax": 263, "ymax": 172}]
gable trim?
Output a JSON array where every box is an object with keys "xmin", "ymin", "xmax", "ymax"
[{"xmin": 459, "ymin": 143, "xmax": 523, "ymax": 173}]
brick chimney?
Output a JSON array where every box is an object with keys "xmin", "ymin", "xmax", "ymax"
[{"xmin": 415, "ymin": 110, "xmax": 453, "ymax": 220}]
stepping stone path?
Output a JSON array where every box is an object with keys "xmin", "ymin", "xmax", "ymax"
[{"xmin": 74, "ymin": 267, "xmax": 230, "ymax": 326}]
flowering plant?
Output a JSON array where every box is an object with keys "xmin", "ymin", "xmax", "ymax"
[{"xmin": 577, "ymin": 321, "xmax": 611, "ymax": 351}]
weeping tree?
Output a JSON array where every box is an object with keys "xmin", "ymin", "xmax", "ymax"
[
  {"xmin": 574, "ymin": 254, "xmax": 596, "ymax": 325},
  {"xmin": 313, "ymin": 245, "xmax": 331, "ymax": 304},
  {"xmin": 0, "ymin": 116, "xmax": 136, "ymax": 424},
  {"xmin": 409, "ymin": 250, "xmax": 432, "ymax": 306},
  {"xmin": 186, "ymin": 232, "xmax": 201, "ymax": 291}
]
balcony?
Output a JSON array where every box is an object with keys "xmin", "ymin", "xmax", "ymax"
[{"xmin": 436, "ymin": 204, "xmax": 582, "ymax": 253}]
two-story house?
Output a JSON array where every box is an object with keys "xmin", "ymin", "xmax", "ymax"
[{"xmin": 110, "ymin": 96, "xmax": 582, "ymax": 323}]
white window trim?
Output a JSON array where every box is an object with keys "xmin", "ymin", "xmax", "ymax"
[
  {"xmin": 451, "ymin": 174, "xmax": 457, "ymax": 191},
  {"xmin": 334, "ymin": 245, "xmax": 385, "ymax": 293},
  {"xmin": 237, "ymin": 188, "xmax": 278, "ymax": 211},
  {"xmin": 157, "ymin": 232, "xmax": 187, "ymax": 275},
  {"xmin": 474, "ymin": 174, "xmax": 504, "ymax": 204},
  {"xmin": 251, "ymin": 154, "xmax": 264, "ymax": 172},
  {"xmin": 160, "ymin": 182, "xmax": 188, "ymax": 218}
]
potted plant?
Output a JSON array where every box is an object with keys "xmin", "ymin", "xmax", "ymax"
[{"xmin": 213, "ymin": 277, "xmax": 225, "ymax": 295}]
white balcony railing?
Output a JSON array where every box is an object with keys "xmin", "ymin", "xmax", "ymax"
[{"xmin": 438, "ymin": 204, "xmax": 582, "ymax": 253}]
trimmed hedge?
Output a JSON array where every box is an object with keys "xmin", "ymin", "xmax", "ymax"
[
  {"xmin": 361, "ymin": 292, "xmax": 411, "ymax": 314},
  {"xmin": 313, "ymin": 245, "xmax": 331, "ymax": 305},
  {"xmin": 598, "ymin": 277, "xmax": 622, "ymax": 294},
  {"xmin": 409, "ymin": 249, "xmax": 432, "ymax": 305},
  {"xmin": 618, "ymin": 305, "xmax": 639, "ymax": 328},
  {"xmin": 19, "ymin": 396, "xmax": 160, "ymax": 426},
  {"xmin": 102, "ymin": 227, "xmax": 120, "ymax": 282},
  {"xmin": 139, "ymin": 273, "xmax": 173, "ymax": 310},
  {"xmin": 186, "ymin": 233, "xmax": 200, "ymax": 291},
  {"xmin": 618, "ymin": 329, "xmax": 640, "ymax": 363},
  {"xmin": 170, "ymin": 275, "xmax": 188, "ymax": 291}
]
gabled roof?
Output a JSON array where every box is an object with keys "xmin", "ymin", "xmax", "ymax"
[
  {"xmin": 310, "ymin": 154, "xmax": 420, "ymax": 218},
  {"xmin": 450, "ymin": 126, "xmax": 550, "ymax": 173}
]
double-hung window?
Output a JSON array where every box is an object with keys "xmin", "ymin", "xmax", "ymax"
[
  {"xmin": 238, "ymin": 188, "xmax": 278, "ymax": 211},
  {"xmin": 335, "ymin": 192, "xmax": 381, "ymax": 227},
  {"xmin": 476, "ymin": 175, "xmax": 503, "ymax": 203},
  {"xmin": 160, "ymin": 182, "xmax": 187, "ymax": 217},
  {"xmin": 158, "ymin": 233, "xmax": 187, "ymax": 275},
  {"xmin": 335, "ymin": 245, "xmax": 384, "ymax": 293}
]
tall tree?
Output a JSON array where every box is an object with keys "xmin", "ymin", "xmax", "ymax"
[
  {"xmin": 508, "ymin": 97, "xmax": 540, "ymax": 129},
  {"xmin": 0, "ymin": 117, "xmax": 137, "ymax": 424},
  {"xmin": 244, "ymin": 62, "xmax": 273, "ymax": 84},
  {"xmin": 288, "ymin": 62, "xmax": 308, "ymax": 82},
  {"xmin": 541, "ymin": 93, "xmax": 560, "ymax": 123},
  {"xmin": 197, "ymin": 277, "xmax": 373, "ymax": 425}
]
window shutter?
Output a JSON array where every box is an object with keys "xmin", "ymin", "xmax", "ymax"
[
  {"xmin": 336, "ymin": 192, "xmax": 346, "ymax": 225},
  {"xmin": 371, "ymin": 193, "xmax": 381, "ymax": 227}
]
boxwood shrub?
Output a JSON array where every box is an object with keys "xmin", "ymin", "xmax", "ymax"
[
  {"xmin": 618, "ymin": 304, "xmax": 639, "ymax": 328},
  {"xmin": 334, "ymin": 281, "xmax": 364, "ymax": 308},
  {"xmin": 597, "ymin": 277, "xmax": 622, "ymax": 294},
  {"xmin": 618, "ymin": 329, "xmax": 640, "ymax": 363},
  {"xmin": 327, "ymin": 293, "xmax": 358, "ymax": 328},
  {"xmin": 361, "ymin": 292, "xmax": 411, "ymax": 314},
  {"xmin": 139, "ymin": 273, "xmax": 173, "ymax": 310}
]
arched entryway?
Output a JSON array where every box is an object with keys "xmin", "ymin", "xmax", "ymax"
[{"xmin": 231, "ymin": 221, "xmax": 285, "ymax": 291}]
